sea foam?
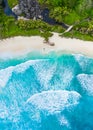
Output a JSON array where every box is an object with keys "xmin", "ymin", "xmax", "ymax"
[
  {"xmin": 77, "ymin": 74, "xmax": 93, "ymax": 96},
  {"xmin": 26, "ymin": 90, "xmax": 81, "ymax": 114},
  {"xmin": 0, "ymin": 54, "xmax": 93, "ymax": 130}
]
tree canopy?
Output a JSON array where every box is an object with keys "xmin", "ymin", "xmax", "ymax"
[{"xmin": 0, "ymin": 0, "xmax": 93, "ymax": 40}]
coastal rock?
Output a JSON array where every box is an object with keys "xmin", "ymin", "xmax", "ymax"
[
  {"xmin": 12, "ymin": 4, "xmax": 22, "ymax": 15},
  {"xmin": 15, "ymin": 0, "xmax": 42, "ymax": 19},
  {"xmin": 18, "ymin": 16, "xmax": 29, "ymax": 21}
]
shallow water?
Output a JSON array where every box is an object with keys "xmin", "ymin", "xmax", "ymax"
[{"xmin": 0, "ymin": 52, "xmax": 93, "ymax": 130}]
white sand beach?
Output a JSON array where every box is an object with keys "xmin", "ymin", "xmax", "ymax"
[{"xmin": 0, "ymin": 33, "xmax": 93, "ymax": 58}]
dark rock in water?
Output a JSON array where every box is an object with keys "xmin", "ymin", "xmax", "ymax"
[{"xmin": 18, "ymin": 0, "xmax": 42, "ymax": 19}]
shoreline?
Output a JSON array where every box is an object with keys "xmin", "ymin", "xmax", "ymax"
[{"xmin": 0, "ymin": 33, "xmax": 93, "ymax": 59}]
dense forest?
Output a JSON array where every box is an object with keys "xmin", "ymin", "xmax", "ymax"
[{"xmin": 0, "ymin": 0, "xmax": 93, "ymax": 40}]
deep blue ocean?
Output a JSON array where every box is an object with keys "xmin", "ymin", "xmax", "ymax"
[{"xmin": 0, "ymin": 52, "xmax": 93, "ymax": 130}]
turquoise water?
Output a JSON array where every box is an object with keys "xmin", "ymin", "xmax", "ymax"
[{"xmin": 0, "ymin": 52, "xmax": 93, "ymax": 130}]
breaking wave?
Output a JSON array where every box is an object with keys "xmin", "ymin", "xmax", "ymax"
[{"xmin": 0, "ymin": 53, "xmax": 93, "ymax": 130}]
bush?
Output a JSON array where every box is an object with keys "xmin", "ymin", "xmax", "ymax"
[
  {"xmin": 50, "ymin": 6, "xmax": 70, "ymax": 23},
  {"xmin": 17, "ymin": 19, "xmax": 52, "ymax": 31}
]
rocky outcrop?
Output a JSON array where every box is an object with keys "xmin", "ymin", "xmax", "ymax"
[
  {"xmin": 12, "ymin": 1, "xmax": 69, "ymax": 30},
  {"xmin": 12, "ymin": 4, "xmax": 22, "ymax": 16},
  {"xmin": 13, "ymin": 0, "xmax": 42, "ymax": 19}
]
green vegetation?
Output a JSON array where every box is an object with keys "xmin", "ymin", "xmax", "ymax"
[
  {"xmin": 0, "ymin": 15, "xmax": 53, "ymax": 39},
  {"xmin": 0, "ymin": 0, "xmax": 93, "ymax": 41},
  {"xmin": 39, "ymin": 0, "xmax": 93, "ymax": 41}
]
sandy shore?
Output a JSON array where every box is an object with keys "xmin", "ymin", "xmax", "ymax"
[{"xmin": 0, "ymin": 33, "xmax": 93, "ymax": 58}]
